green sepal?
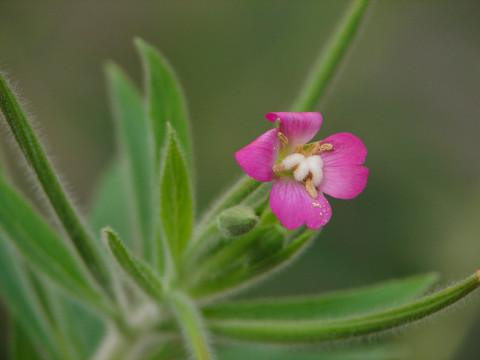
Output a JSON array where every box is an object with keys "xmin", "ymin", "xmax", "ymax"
[
  {"xmin": 104, "ymin": 227, "xmax": 164, "ymax": 300},
  {"xmin": 217, "ymin": 205, "xmax": 259, "ymax": 238},
  {"xmin": 207, "ymin": 271, "xmax": 480, "ymax": 343}
]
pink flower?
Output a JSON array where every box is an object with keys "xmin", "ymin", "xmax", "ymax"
[{"xmin": 235, "ymin": 112, "xmax": 369, "ymax": 230}]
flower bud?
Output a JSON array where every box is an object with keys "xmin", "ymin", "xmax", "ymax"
[{"xmin": 217, "ymin": 205, "xmax": 259, "ymax": 238}]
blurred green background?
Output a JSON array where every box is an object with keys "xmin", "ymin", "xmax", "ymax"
[{"xmin": 1, "ymin": 1, "xmax": 480, "ymax": 359}]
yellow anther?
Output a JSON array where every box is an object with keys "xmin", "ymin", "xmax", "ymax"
[
  {"xmin": 294, "ymin": 143, "xmax": 305, "ymax": 155},
  {"xmin": 305, "ymin": 142, "xmax": 321, "ymax": 156},
  {"xmin": 305, "ymin": 178, "xmax": 318, "ymax": 200},
  {"xmin": 278, "ymin": 132, "xmax": 288, "ymax": 148},
  {"xmin": 320, "ymin": 143, "xmax": 334, "ymax": 151},
  {"xmin": 272, "ymin": 163, "xmax": 285, "ymax": 173}
]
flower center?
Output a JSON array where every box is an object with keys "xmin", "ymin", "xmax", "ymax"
[{"xmin": 272, "ymin": 138, "xmax": 334, "ymax": 200}]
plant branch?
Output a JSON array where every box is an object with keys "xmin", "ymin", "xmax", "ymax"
[
  {"xmin": 0, "ymin": 72, "xmax": 114, "ymax": 298},
  {"xmin": 291, "ymin": 0, "xmax": 370, "ymax": 112},
  {"xmin": 169, "ymin": 291, "xmax": 215, "ymax": 360}
]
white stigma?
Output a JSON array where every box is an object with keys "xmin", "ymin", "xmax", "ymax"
[{"xmin": 280, "ymin": 154, "xmax": 324, "ymax": 186}]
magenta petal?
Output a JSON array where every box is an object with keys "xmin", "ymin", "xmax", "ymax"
[
  {"xmin": 320, "ymin": 132, "xmax": 367, "ymax": 167},
  {"xmin": 320, "ymin": 165, "xmax": 369, "ymax": 199},
  {"xmin": 266, "ymin": 112, "xmax": 322, "ymax": 148},
  {"xmin": 270, "ymin": 177, "xmax": 332, "ymax": 230},
  {"xmin": 235, "ymin": 128, "xmax": 280, "ymax": 182}
]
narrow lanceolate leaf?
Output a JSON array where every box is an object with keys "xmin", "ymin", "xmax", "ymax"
[
  {"xmin": 203, "ymin": 272, "xmax": 439, "ymax": 321},
  {"xmin": 169, "ymin": 291, "xmax": 215, "ymax": 360},
  {"xmin": 135, "ymin": 38, "xmax": 192, "ymax": 167},
  {"xmin": 190, "ymin": 228, "xmax": 317, "ymax": 299},
  {"xmin": 0, "ymin": 235, "xmax": 59, "ymax": 360},
  {"xmin": 160, "ymin": 125, "xmax": 194, "ymax": 262},
  {"xmin": 0, "ymin": 177, "xmax": 105, "ymax": 310},
  {"xmin": 105, "ymin": 227, "xmax": 163, "ymax": 300},
  {"xmin": 89, "ymin": 160, "xmax": 134, "ymax": 249},
  {"xmin": 208, "ymin": 271, "xmax": 480, "ymax": 343},
  {"xmin": 218, "ymin": 343, "xmax": 405, "ymax": 360},
  {"xmin": 0, "ymin": 72, "xmax": 113, "ymax": 296},
  {"xmin": 105, "ymin": 63, "xmax": 156, "ymax": 265},
  {"xmin": 11, "ymin": 321, "xmax": 49, "ymax": 360},
  {"xmin": 292, "ymin": 0, "xmax": 370, "ymax": 112}
]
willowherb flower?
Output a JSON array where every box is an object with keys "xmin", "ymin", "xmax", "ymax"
[{"xmin": 236, "ymin": 112, "xmax": 369, "ymax": 230}]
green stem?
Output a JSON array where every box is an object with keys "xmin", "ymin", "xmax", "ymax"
[
  {"xmin": 0, "ymin": 73, "xmax": 113, "ymax": 298},
  {"xmin": 168, "ymin": 291, "xmax": 214, "ymax": 360},
  {"xmin": 291, "ymin": 0, "xmax": 370, "ymax": 112}
]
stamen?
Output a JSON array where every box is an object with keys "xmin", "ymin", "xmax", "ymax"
[
  {"xmin": 278, "ymin": 132, "xmax": 288, "ymax": 148},
  {"xmin": 305, "ymin": 178, "xmax": 318, "ymax": 199},
  {"xmin": 320, "ymin": 143, "xmax": 334, "ymax": 151},
  {"xmin": 305, "ymin": 142, "xmax": 321, "ymax": 156},
  {"xmin": 272, "ymin": 163, "xmax": 285, "ymax": 173},
  {"xmin": 294, "ymin": 143, "xmax": 304, "ymax": 154}
]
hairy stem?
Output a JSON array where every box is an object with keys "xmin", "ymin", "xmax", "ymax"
[
  {"xmin": 0, "ymin": 73, "xmax": 114, "ymax": 298},
  {"xmin": 292, "ymin": 0, "xmax": 371, "ymax": 112},
  {"xmin": 169, "ymin": 291, "xmax": 214, "ymax": 360}
]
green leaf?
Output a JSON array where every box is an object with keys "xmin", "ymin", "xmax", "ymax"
[
  {"xmin": 58, "ymin": 296, "xmax": 104, "ymax": 359},
  {"xmin": 11, "ymin": 321, "xmax": 48, "ymax": 360},
  {"xmin": 0, "ymin": 71, "xmax": 113, "ymax": 296},
  {"xmin": 0, "ymin": 176, "xmax": 106, "ymax": 310},
  {"xmin": 160, "ymin": 124, "xmax": 194, "ymax": 262},
  {"xmin": 203, "ymin": 272, "xmax": 438, "ymax": 321},
  {"xmin": 207, "ymin": 271, "xmax": 480, "ymax": 343},
  {"xmin": 139, "ymin": 339, "xmax": 186, "ymax": 360},
  {"xmin": 292, "ymin": 0, "xmax": 370, "ymax": 112},
  {"xmin": 26, "ymin": 278, "xmax": 83, "ymax": 360},
  {"xmin": 105, "ymin": 227, "xmax": 164, "ymax": 300},
  {"xmin": 105, "ymin": 62, "xmax": 156, "ymax": 265},
  {"xmin": 89, "ymin": 159, "xmax": 134, "ymax": 249},
  {"xmin": 135, "ymin": 38, "xmax": 192, "ymax": 167},
  {"xmin": 0, "ymin": 234, "xmax": 59, "ymax": 359},
  {"xmin": 218, "ymin": 343, "xmax": 405, "ymax": 360},
  {"xmin": 189, "ymin": 228, "xmax": 317, "ymax": 299}
]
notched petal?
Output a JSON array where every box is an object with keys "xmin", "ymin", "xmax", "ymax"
[
  {"xmin": 320, "ymin": 165, "xmax": 369, "ymax": 199},
  {"xmin": 270, "ymin": 177, "xmax": 332, "ymax": 230},
  {"xmin": 266, "ymin": 112, "xmax": 323, "ymax": 149},
  {"xmin": 235, "ymin": 128, "xmax": 280, "ymax": 182},
  {"xmin": 320, "ymin": 132, "xmax": 367, "ymax": 166}
]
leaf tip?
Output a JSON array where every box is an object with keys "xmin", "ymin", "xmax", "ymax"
[{"xmin": 101, "ymin": 226, "xmax": 117, "ymax": 245}]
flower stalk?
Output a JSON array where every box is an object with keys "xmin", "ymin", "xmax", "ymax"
[{"xmin": 292, "ymin": 0, "xmax": 371, "ymax": 112}]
